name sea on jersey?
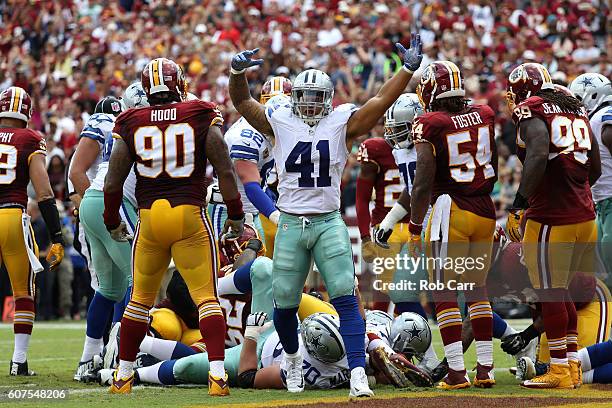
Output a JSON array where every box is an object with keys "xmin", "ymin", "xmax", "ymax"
[
  {"xmin": 357, "ymin": 137, "xmax": 412, "ymax": 226},
  {"xmin": 412, "ymin": 104, "xmax": 498, "ymax": 219},
  {"xmin": 512, "ymin": 96, "xmax": 594, "ymax": 225},
  {"xmin": 266, "ymin": 102, "xmax": 356, "ymax": 214},
  {"xmin": 0, "ymin": 129, "xmax": 46, "ymax": 207},
  {"xmin": 113, "ymin": 100, "xmax": 222, "ymax": 209}
]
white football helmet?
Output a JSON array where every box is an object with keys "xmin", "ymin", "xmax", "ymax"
[
  {"xmin": 569, "ymin": 73, "xmax": 612, "ymax": 115},
  {"xmin": 121, "ymin": 82, "xmax": 149, "ymax": 109},
  {"xmin": 301, "ymin": 313, "xmax": 345, "ymax": 364},
  {"xmin": 291, "ymin": 69, "xmax": 334, "ymax": 126},
  {"xmin": 384, "ymin": 93, "xmax": 423, "ymax": 149},
  {"xmin": 390, "ymin": 312, "xmax": 432, "ymax": 359}
]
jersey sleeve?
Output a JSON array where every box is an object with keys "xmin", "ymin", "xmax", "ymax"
[
  {"xmin": 511, "ymin": 96, "xmax": 544, "ymax": 125},
  {"xmin": 602, "ymin": 106, "xmax": 612, "ymax": 126},
  {"xmin": 26, "ymin": 130, "xmax": 48, "ymax": 164},
  {"xmin": 411, "ymin": 113, "xmax": 442, "ymax": 156},
  {"xmin": 228, "ymin": 128, "xmax": 264, "ymax": 163},
  {"xmin": 357, "ymin": 139, "xmax": 383, "ymax": 168}
]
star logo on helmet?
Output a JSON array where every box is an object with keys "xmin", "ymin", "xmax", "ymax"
[
  {"xmin": 136, "ymin": 89, "xmax": 146, "ymax": 98},
  {"xmin": 578, "ymin": 77, "xmax": 594, "ymax": 88},
  {"xmin": 310, "ymin": 333, "xmax": 328, "ymax": 353},
  {"xmin": 405, "ymin": 322, "xmax": 424, "ymax": 342},
  {"xmin": 408, "ymin": 99, "xmax": 422, "ymax": 112}
]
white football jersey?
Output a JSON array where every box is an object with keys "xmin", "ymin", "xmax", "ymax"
[
  {"xmin": 88, "ymin": 118, "xmax": 137, "ymax": 208},
  {"xmin": 261, "ymin": 331, "xmax": 350, "ymax": 389},
  {"xmin": 79, "ymin": 113, "xmax": 115, "ymax": 183},
  {"xmin": 392, "ymin": 146, "xmax": 417, "ymax": 193},
  {"xmin": 266, "ymin": 102, "xmax": 357, "ymax": 214},
  {"xmin": 225, "ymin": 117, "xmax": 275, "ymax": 214},
  {"xmin": 590, "ymin": 105, "xmax": 612, "ymax": 203}
]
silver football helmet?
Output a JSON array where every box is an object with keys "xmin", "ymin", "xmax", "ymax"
[
  {"xmin": 291, "ymin": 69, "xmax": 334, "ymax": 126},
  {"xmin": 121, "ymin": 82, "xmax": 149, "ymax": 109},
  {"xmin": 384, "ymin": 93, "xmax": 423, "ymax": 149},
  {"xmin": 365, "ymin": 309, "xmax": 393, "ymax": 342},
  {"xmin": 569, "ymin": 73, "xmax": 612, "ymax": 115},
  {"xmin": 390, "ymin": 312, "xmax": 432, "ymax": 359},
  {"xmin": 301, "ymin": 313, "xmax": 345, "ymax": 364}
]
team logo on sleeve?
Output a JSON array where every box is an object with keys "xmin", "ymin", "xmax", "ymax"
[{"xmin": 39, "ymin": 138, "xmax": 47, "ymax": 151}]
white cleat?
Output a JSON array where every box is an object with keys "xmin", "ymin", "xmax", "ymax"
[
  {"xmin": 284, "ymin": 354, "xmax": 304, "ymax": 393},
  {"xmin": 103, "ymin": 322, "xmax": 121, "ymax": 369},
  {"xmin": 349, "ymin": 367, "xmax": 374, "ymax": 399},
  {"xmin": 97, "ymin": 368, "xmax": 115, "ymax": 386},
  {"xmin": 74, "ymin": 354, "xmax": 102, "ymax": 382},
  {"xmin": 516, "ymin": 356, "xmax": 536, "ymax": 381}
]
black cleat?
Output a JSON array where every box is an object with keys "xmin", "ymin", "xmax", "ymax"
[
  {"xmin": 430, "ymin": 358, "xmax": 448, "ymax": 383},
  {"xmin": 10, "ymin": 360, "xmax": 36, "ymax": 376}
]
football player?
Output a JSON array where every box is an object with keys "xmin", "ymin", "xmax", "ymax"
[
  {"xmin": 0, "ymin": 87, "xmax": 65, "ymax": 375},
  {"xmin": 208, "ymin": 77, "xmax": 291, "ymax": 242},
  {"xmin": 569, "ymin": 73, "xmax": 612, "ymax": 277},
  {"xmin": 73, "ymin": 92, "xmax": 144, "ymax": 382},
  {"xmin": 228, "ymin": 34, "xmax": 423, "ymax": 398},
  {"xmin": 506, "ymin": 63, "xmax": 601, "ymax": 389},
  {"xmin": 381, "ymin": 61, "xmax": 499, "ymax": 389},
  {"xmin": 103, "ymin": 58, "xmax": 244, "ymax": 395}
]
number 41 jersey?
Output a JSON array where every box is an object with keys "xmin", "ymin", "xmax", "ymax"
[
  {"xmin": 113, "ymin": 100, "xmax": 223, "ymax": 209},
  {"xmin": 266, "ymin": 102, "xmax": 357, "ymax": 214},
  {"xmin": 412, "ymin": 104, "xmax": 498, "ymax": 219}
]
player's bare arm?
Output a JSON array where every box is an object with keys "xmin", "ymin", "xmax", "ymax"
[
  {"xmin": 103, "ymin": 137, "xmax": 134, "ymax": 241},
  {"xmin": 229, "ymin": 49, "xmax": 273, "ymax": 137},
  {"xmin": 346, "ymin": 34, "xmax": 423, "ymax": 143},
  {"xmin": 410, "ymin": 143, "xmax": 436, "ymax": 226},
  {"xmin": 235, "ymin": 160, "xmax": 261, "ymax": 184},
  {"xmin": 29, "ymin": 153, "xmax": 65, "ymax": 268},
  {"xmin": 589, "ymin": 132, "xmax": 602, "ymax": 186},
  {"xmin": 356, "ymin": 160, "xmax": 378, "ymax": 243},
  {"xmin": 69, "ymin": 137, "xmax": 100, "ymax": 197},
  {"xmin": 516, "ymin": 119, "xmax": 549, "ymax": 201},
  {"xmin": 601, "ymin": 124, "xmax": 612, "ymax": 154}
]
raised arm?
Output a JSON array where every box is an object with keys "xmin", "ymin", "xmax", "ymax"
[
  {"xmin": 346, "ymin": 34, "xmax": 423, "ymax": 142},
  {"xmin": 229, "ymin": 49, "xmax": 274, "ymax": 137}
]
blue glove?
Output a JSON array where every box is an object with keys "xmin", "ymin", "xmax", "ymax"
[
  {"xmin": 231, "ymin": 48, "xmax": 264, "ymax": 74},
  {"xmin": 396, "ymin": 33, "xmax": 423, "ymax": 73}
]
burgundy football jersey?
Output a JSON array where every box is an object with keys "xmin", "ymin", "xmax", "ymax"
[
  {"xmin": 0, "ymin": 128, "xmax": 46, "ymax": 208},
  {"xmin": 219, "ymin": 293, "xmax": 252, "ymax": 347},
  {"xmin": 412, "ymin": 104, "xmax": 498, "ymax": 219},
  {"xmin": 357, "ymin": 138, "xmax": 410, "ymax": 226},
  {"xmin": 113, "ymin": 100, "xmax": 223, "ymax": 209},
  {"xmin": 512, "ymin": 96, "xmax": 595, "ymax": 225}
]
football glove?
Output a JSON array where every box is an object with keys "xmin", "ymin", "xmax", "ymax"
[
  {"xmin": 244, "ymin": 312, "xmax": 272, "ymax": 341},
  {"xmin": 361, "ymin": 239, "xmax": 377, "ymax": 263},
  {"xmin": 231, "ymin": 48, "xmax": 264, "ymax": 74},
  {"xmin": 373, "ymin": 226, "xmax": 393, "ymax": 249},
  {"xmin": 501, "ymin": 332, "xmax": 528, "ymax": 356},
  {"xmin": 222, "ymin": 216, "xmax": 245, "ymax": 241},
  {"xmin": 46, "ymin": 243, "xmax": 64, "ymax": 270},
  {"xmin": 396, "ymin": 33, "xmax": 423, "ymax": 73},
  {"xmin": 506, "ymin": 209, "xmax": 524, "ymax": 242},
  {"xmin": 109, "ymin": 221, "xmax": 133, "ymax": 242}
]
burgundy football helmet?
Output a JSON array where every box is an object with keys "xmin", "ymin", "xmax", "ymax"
[
  {"xmin": 219, "ymin": 224, "xmax": 265, "ymax": 266},
  {"xmin": 506, "ymin": 62, "xmax": 554, "ymax": 110},
  {"xmin": 260, "ymin": 76, "xmax": 292, "ymax": 104},
  {"xmin": 416, "ymin": 61, "xmax": 465, "ymax": 112},
  {"xmin": 141, "ymin": 58, "xmax": 187, "ymax": 102},
  {"xmin": 0, "ymin": 87, "xmax": 33, "ymax": 123}
]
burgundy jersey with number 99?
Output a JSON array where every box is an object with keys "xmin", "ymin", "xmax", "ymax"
[
  {"xmin": 412, "ymin": 104, "xmax": 498, "ymax": 219},
  {"xmin": 113, "ymin": 100, "xmax": 223, "ymax": 209}
]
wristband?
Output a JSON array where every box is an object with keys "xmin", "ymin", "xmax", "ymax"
[
  {"xmin": 230, "ymin": 67, "xmax": 246, "ymax": 75},
  {"xmin": 245, "ymin": 238, "xmax": 264, "ymax": 254},
  {"xmin": 225, "ymin": 195, "xmax": 244, "ymax": 220},
  {"xmin": 408, "ymin": 221, "xmax": 422, "ymax": 235},
  {"xmin": 402, "ymin": 65, "xmax": 414, "ymax": 75},
  {"xmin": 512, "ymin": 192, "xmax": 529, "ymax": 210}
]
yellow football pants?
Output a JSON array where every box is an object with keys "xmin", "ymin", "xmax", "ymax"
[
  {"xmin": 260, "ymin": 214, "xmax": 277, "ymax": 258},
  {"xmin": 0, "ymin": 208, "xmax": 37, "ymax": 298}
]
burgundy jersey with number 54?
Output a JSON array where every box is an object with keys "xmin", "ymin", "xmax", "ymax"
[
  {"xmin": 113, "ymin": 100, "xmax": 223, "ymax": 209},
  {"xmin": 412, "ymin": 104, "xmax": 498, "ymax": 219},
  {"xmin": 512, "ymin": 96, "xmax": 595, "ymax": 225}
]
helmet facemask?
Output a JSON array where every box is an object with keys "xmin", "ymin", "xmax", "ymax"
[
  {"xmin": 291, "ymin": 88, "xmax": 333, "ymax": 126},
  {"xmin": 384, "ymin": 121, "xmax": 413, "ymax": 149}
]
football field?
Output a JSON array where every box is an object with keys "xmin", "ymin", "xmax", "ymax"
[{"xmin": 1, "ymin": 321, "xmax": 611, "ymax": 407}]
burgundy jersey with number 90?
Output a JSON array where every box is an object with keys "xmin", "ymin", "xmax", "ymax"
[
  {"xmin": 113, "ymin": 100, "xmax": 223, "ymax": 209},
  {"xmin": 412, "ymin": 104, "xmax": 498, "ymax": 219}
]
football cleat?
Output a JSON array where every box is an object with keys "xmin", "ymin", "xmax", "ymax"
[
  {"xmin": 284, "ymin": 354, "xmax": 304, "ymax": 393},
  {"xmin": 428, "ymin": 358, "xmax": 449, "ymax": 383},
  {"xmin": 109, "ymin": 370, "xmax": 134, "ymax": 394},
  {"xmin": 516, "ymin": 356, "xmax": 536, "ymax": 381},
  {"xmin": 515, "ymin": 337, "xmax": 538, "ymax": 363},
  {"xmin": 569, "ymin": 360, "xmax": 582, "ymax": 388},
  {"xmin": 208, "ymin": 372, "xmax": 230, "ymax": 396},
  {"xmin": 74, "ymin": 354, "xmax": 102, "ymax": 382},
  {"xmin": 104, "ymin": 322, "xmax": 121, "ymax": 369},
  {"xmin": 134, "ymin": 352, "xmax": 160, "ymax": 369},
  {"xmin": 473, "ymin": 363, "xmax": 495, "ymax": 388},
  {"xmin": 521, "ymin": 363, "xmax": 573, "ymax": 389},
  {"xmin": 9, "ymin": 360, "xmax": 35, "ymax": 376},
  {"xmin": 97, "ymin": 368, "xmax": 114, "ymax": 386},
  {"xmin": 437, "ymin": 368, "xmax": 471, "ymax": 390},
  {"xmin": 349, "ymin": 367, "xmax": 374, "ymax": 399}
]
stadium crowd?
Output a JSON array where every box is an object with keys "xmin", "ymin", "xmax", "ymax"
[{"xmin": 0, "ymin": 0, "xmax": 610, "ymax": 319}]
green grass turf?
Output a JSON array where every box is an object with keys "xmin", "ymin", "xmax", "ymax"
[{"xmin": 0, "ymin": 320, "xmax": 606, "ymax": 407}]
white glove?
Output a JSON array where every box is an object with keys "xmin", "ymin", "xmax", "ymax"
[
  {"xmin": 244, "ymin": 312, "xmax": 272, "ymax": 341},
  {"xmin": 269, "ymin": 209, "xmax": 280, "ymax": 226}
]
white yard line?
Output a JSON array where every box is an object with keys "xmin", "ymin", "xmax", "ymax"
[{"xmin": 0, "ymin": 322, "xmax": 86, "ymax": 330}]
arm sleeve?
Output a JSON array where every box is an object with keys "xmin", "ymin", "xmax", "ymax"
[{"xmin": 244, "ymin": 181, "xmax": 277, "ymax": 217}]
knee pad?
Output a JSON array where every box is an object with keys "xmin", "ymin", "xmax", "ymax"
[
  {"xmin": 149, "ymin": 308, "xmax": 183, "ymax": 341},
  {"xmin": 250, "ymin": 257, "xmax": 273, "ymax": 285}
]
